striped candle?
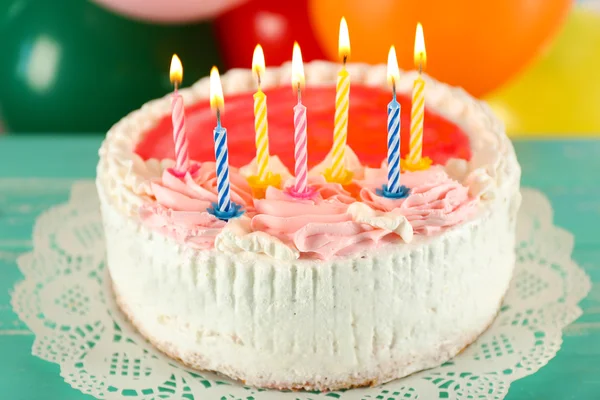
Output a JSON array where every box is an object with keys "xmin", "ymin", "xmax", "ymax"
[
  {"xmin": 387, "ymin": 96, "xmax": 401, "ymax": 193},
  {"xmin": 293, "ymin": 101, "xmax": 308, "ymax": 193},
  {"xmin": 408, "ymin": 22, "xmax": 427, "ymax": 165},
  {"xmin": 209, "ymin": 66, "xmax": 231, "ymax": 213},
  {"xmin": 169, "ymin": 54, "xmax": 189, "ymax": 174},
  {"xmin": 213, "ymin": 120, "xmax": 231, "ymax": 213},
  {"xmin": 171, "ymin": 92, "xmax": 189, "ymax": 172},
  {"xmin": 291, "ymin": 42, "xmax": 309, "ymax": 195},
  {"xmin": 386, "ymin": 45, "xmax": 402, "ymax": 194},
  {"xmin": 330, "ymin": 17, "xmax": 351, "ymax": 180},
  {"xmin": 254, "ymin": 90, "xmax": 269, "ymax": 181},
  {"xmin": 331, "ymin": 67, "xmax": 349, "ymax": 179},
  {"xmin": 252, "ymin": 44, "xmax": 270, "ymax": 183},
  {"xmin": 408, "ymin": 75, "xmax": 425, "ymax": 164}
]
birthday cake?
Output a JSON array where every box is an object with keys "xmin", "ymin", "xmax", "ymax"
[{"xmin": 97, "ymin": 52, "xmax": 521, "ymax": 390}]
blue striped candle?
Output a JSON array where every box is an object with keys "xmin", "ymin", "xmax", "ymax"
[
  {"xmin": 387, "ymin": 96, "xmax": 401, "ymax": 193},
  {"xmin": 213, "ymin": 119, "xmax": 231, "ymax": 213}
]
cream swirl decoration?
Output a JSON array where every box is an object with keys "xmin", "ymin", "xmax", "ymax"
[
  {"xmin": 250, "ymin": 183, "xmax": 406, "ymax": 260},
  {"xmin": 139, "ymin": 162, "xmax": 253, "ymax": 249},
  {"xmin": 359, "ymin": 165, "xmax": 479, "ymax": 235},
  {"xmin": 137, "ymin": 152, "xmax": 477, "ymax": 260},
  {"xmin": 214, "ymin": 216, "xmax": 300, "ymax": 260}
]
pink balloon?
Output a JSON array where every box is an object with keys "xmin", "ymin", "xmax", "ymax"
[{"xmin": 91, "ymin": 0, "xmax": 249, "ymax": 23}]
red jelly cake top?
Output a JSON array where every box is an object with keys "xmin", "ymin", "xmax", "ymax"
[{"xmin": 135, "ymin": 85, "xmax": 471, "ymax": 168}]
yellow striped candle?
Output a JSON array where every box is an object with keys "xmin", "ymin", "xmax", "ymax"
[
  {"xmin": 252, "ymin": 45, "xmax": 269, "ymax": 181},
  {"xmin": 324, "ymin": 17, "xmax": 353, "ymax": 184},
  {"xmin": 254, "ymin": 89, "xmax": 269, "ymax": 181},
  {"xmin": 330, "ymin": 17, "xmax": 351, "ymax": 180},
  {"xmin": 247, "ymin": 44, "xmax": 282, "ymax": 197},
  {"xmin": 331, "ymin": 67, "xmax": 350, "ymax": 179},
  {"xmin": 407, "ymin": 22, "xmax": 431, "ymax": 169},
  {"xmin": 408, "ymin": 75, "xmax": 425, "ymax": 163}
]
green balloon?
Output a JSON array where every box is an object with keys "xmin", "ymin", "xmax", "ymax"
[{"xmin": 0, "ymin": 0, "xmax": 222, "ymax": 133}]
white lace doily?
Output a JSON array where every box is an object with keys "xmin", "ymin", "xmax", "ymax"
[{"xmin": 11, "ymin": 182, "xmax": 590, "ymax": 400}]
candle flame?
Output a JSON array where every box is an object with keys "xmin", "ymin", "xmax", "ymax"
[
  {"xmin": 387, "ymin": 45, "xmax": 400, "ymax": 87},
  {"xmin": 414, "ymin": 22, "xmax": 427, "ymax": 70},
  {"xmin": 252, "ymin": 44, "xmax": 265, "ymax": 78},
  {"xmin": 291, "ymin": 41, "xmax": 305, "ymax": 91},
  {"xmin": 338, "ymin": 17, "xmax": 350, "ymax": 61},
  {"xmin": 210, "ymin": 66, "xmax": 224, "ymax": 112},
  {"xmin": 170, "ymin": 54, "xmax": 183, "ymax": 85}
]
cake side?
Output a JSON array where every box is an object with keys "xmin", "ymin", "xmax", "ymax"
[
  {"xmin": 98, "ymin": 174, "xmax": 518, "ymax": 390},
  {"xmin": 96, "ymin": 61, "xmax": 521, "ymax": 390}
]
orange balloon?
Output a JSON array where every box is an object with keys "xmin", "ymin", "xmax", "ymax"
[{"xmin": 308, "ymin": 0, "xmax": 572, "ymax": 97}]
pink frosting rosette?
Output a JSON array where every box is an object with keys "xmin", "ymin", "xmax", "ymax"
[
  {"xmin": 137, "ymin": 150, "xmax": 478, "ymax": 257},
  {"xmin": 139, "ymin": 162, "xmax": 253, "ymax": 249},
  {"xmin": 309, "ymin": 175, "xmax": 357, "ymax": 205},
  {"xmin": 358, "ymin": 165, "xmax": 478, "ymax": 235},
  {"xmin": 248, "ymin": 177, "xmax": 396, "ymax": 259}
]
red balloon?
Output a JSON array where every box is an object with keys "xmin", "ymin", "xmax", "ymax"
[{"xmin": 214, "ymin": 0, "xmax": 329, "ymax": 69}]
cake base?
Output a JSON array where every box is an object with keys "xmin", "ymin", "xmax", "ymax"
[{"xmin": 111, "ymin": 274, "xmax": 507, "ymax": 391}]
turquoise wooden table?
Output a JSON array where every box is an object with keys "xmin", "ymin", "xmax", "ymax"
[{"xmin": 0, "ymin": 135, "xmax": 599, "ymax": 400}]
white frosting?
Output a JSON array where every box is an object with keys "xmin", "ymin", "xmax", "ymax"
[
  {"xmin": 96, "ymin": 61, "xmax": 522, "ymax": 390},
  {"xmin": 465, "ymin": 168, "xmax": 497, "ymax": 200},
  {"xmin": 214, "ymin": 216, "xmax": 300, "ymax": 261},
  {"xmin": 346, "ymin": 202, "xmax": 413, "ymax": 243},
  {"xmin": 444, "ymin": 157, "xmax": 469, "ymax": 182}
]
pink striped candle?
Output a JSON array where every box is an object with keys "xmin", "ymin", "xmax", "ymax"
[
  {"xmin": 293, "ymin": 101, "xmax": 308, "ymax": 193},
  {"xmin": 291, "ymin": 42, "xmax": 308, "ymax": 194},
  {"xmin": 169, "ymin": 54, "xmax": 189, "ymax": 173},
  {"xmin": 171, "ymin": 92, "xmax": 189, "ymax": 171}
]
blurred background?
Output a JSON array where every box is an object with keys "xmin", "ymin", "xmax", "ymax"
[{"xmin": 0, "ymin": 0, "xmax": 598, "ymax": 136}]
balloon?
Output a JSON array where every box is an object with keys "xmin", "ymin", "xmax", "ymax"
[
  {"xmin": 215, "ymin": 0, "xmax": 328, "ymax": 70},
  {"xmin": 0, "ymin": 0, "xmax": 221, "ymax": 133},
  {"xmin": 308, "ymin": 0, "xmax": 572, "ymax": 97},
  {"xmin": 485, "ymin": 8, "xmax": 600, "ymax": 135},
  {"xmin": 91, "ymin": 0, "xmax": 249, "ymax": 24}
]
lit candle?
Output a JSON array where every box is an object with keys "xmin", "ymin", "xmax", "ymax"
[
  {"xmin": 169, "ymin": 54, "xmax": 189, "ymax": 174},
  {"xmin": 209, "ymin": 66, "xmax": 232, "ymax": 214},
  {"xmin": 386, "ymin": 46, "xmax": 402, "ymax": 194},
  {"xmin": 252, "ymin": 44, "xmax": 270, "ymax": 182},
  {"xmin": 405, "ymin": 23, "xmax": 432, "ymax": 171},
  {"xmin": 326, "ymin": 17, "xmax": 352, "ymax": 183},
  {"xmin": 377, "ymin": 46, "xmax": 409, "ymax": 199},
  {"xmin": 292, "ymin": 42, "xmax": 309, "ymax": 195}
]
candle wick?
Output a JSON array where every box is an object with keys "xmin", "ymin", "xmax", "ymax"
[
  {"xmin": 297, "ymin": 86, "xmax": 302, "ymax": 104},
  {"xmin": 216, "ymin": 108, "xmax": 222, "ymax": 129},
  {"xmin": 257, "ymin": 73, "xmax": 262, "ymax": 90},
  {"xmin": 343, "ymin": 54, "xmax": 348, "ymax": 65},
  {"xmin": 174, "ymin": 81, "xmax": 179, "ymax": 92},
  {"xmin": 392, "ymin": 81, "xmax": 397, "ymax": 100}
]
